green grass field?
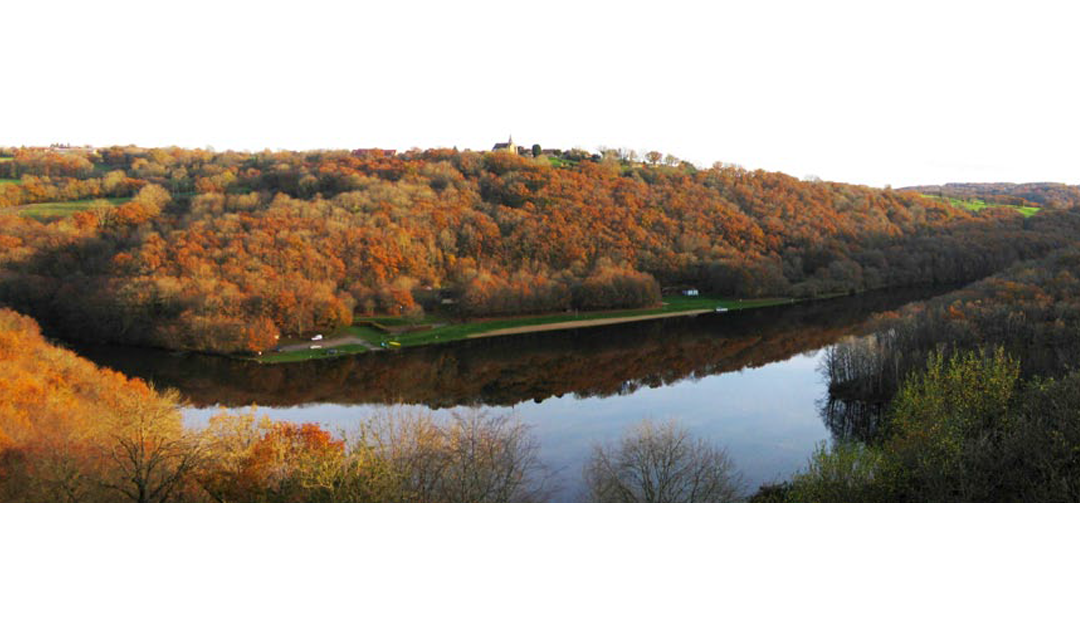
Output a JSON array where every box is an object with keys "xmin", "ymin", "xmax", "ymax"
[
  {"xmin": 387, "ymin": 297, "xmax": 789, "ymax": 348},
  {"xmin": 256, "ymin": 342, "xmax": 368, "ymax": 363},
  {"xmin": 16, "ymin": 196, "xmax": 129, "ymax": 220},
  {"xmin": 0, "ymin": 178, "xmax": 19, "ymax": 186},
  {"xmin": 922, "ymin": 194, "xmax": 1039, "ymax": 217},
  {"xmin": 252, "ymin": 294, "xmax": 795, "ymax": 363},
  {"xmin": 253, "ymin": 325, "xmax": 390, "ymax": 363}
]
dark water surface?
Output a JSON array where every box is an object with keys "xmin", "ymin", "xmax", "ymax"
[{"xmin": 71, "ymin": 287, "xmax": 949, "ymax": 501}]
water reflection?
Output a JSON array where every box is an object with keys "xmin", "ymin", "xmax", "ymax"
[
  {"xmin": 71, "ymin": 286, "xmax": 953, "ymax": 500},
  {"xmin": 818, "ymin": 398, "xmax": 889, "ymax": 443},
  {"xmin": 184, "ymin": 351, "xmax": 830, "ymax": 501},
  {"xmin": 71, "ymin": 287, "xmax": 949, "ymax": 409}
]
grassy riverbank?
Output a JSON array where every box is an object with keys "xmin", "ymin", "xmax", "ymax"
[{"xmin": 252, "ymin": 295, "xmax": 794, "ymax": 363}]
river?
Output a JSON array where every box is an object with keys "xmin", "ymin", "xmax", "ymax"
[{"xmin": 70, "ymin": 287, "xmax": 949, "ymax": 501}]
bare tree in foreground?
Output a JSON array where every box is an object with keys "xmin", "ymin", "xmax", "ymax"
[
  {"xmin": 584, "ymin": 420, "xmax": 744, "ymax": 502},
  {"xmin": 361, "ymin": 409, "xmax": 554, "ymax": 502}
]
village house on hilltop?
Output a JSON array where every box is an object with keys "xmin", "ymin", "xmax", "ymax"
[
  {"xmin": 352, "ymin": 138, "xmax": 565, "ymax": 160},
  {"xmin": 490, "ymin": 135, "xmax": 562, "ymax": 158},
  {"xmin": 352, "ymin": 148, "xmax": 397, "ymax": 158}
]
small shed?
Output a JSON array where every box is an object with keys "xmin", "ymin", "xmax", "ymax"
[{"xmin": 682, "ymin": 289, "xmax": 700, "ymax": 296}]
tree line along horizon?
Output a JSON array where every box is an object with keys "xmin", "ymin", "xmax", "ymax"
[{"xmin": 3, "ymin": 144, "xmax": 1079, "ymax": 355}]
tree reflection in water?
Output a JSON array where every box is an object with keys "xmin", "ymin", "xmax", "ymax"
[
  {"xmin": 818, "ymin": 397, "xmax": 889, "ymax": 444},
  {"xmin": 70, "ymin": 286, "xmax": 963, "ymax": 499},
  {"xmin": 70, "ymin": 286, "xmax": 954, "ymax": 411}
]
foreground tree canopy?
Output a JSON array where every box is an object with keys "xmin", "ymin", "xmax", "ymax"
[
  {"xmin": 1, "ymin": 145, "xmax": 1073, "ymax": 354},
  {"xmin": 0, "ymin": 308, "xmax": 197, "ymax": 501}
]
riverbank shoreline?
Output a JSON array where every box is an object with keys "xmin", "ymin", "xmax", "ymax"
[
  {"xmin": 252, "ymin": 294, "xmax": 800, "ymax": 364},
  {"xmin": 466, "ymin": 308, "xmax": 716, "ymax": 338}
]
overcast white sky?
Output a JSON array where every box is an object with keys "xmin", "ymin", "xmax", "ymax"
[{"xmin": 4, "ymin": 117, "xmax": 1075, "ymax": 189}]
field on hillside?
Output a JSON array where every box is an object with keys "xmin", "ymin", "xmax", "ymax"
[
  {"xmin": 15, "ymin": 196, "xmax": 129, "ymax": 219},
  {"xmin": 923, "ymin": 194, "xmax": 1039, "ymax": 217}
]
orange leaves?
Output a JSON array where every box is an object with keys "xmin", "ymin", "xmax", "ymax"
[
  {"xmin": 0, "ymin": 308, "xmax": 200, "ymax": 501},
  {"xmin": 199, "ymin": 411, "xmax": 345, "ymax": 502},
  {"xmin": 255, "ymin": 422, "xmax": 344, "ymax": 460},
  {"xmin": 243, "ymin": 317, "xmax": 280, "ymax": 353},
  {"xmin": 376, "ymin": 285, "xmax": 419, "ymax": 317},
  {"xmin": 111, "ymin": 201, "xmax": 160, "ymax": 227},
  {"xmin": 111, "ymin": 252, "xmax": 136, "ymax": 273},
  {"xmin": 574, "ymin": 265, "xmax": 661, "ymax": 311},
  {"xmin": 0, "ymin": 310, "xmax": 38, "ymax": 361},
  {"xmin": 0, "ymin": 145, "xmax": 1067, "ymax": 359},
  {"xmin": 167, "ymin": 311, "xmax": 277, "ymax": 354},
  {"xmin": 0, "ymin": 375, "xmax": 46, "ymax": 408},
  {"xmin": 0, "ymin": 329, "xmax": 21, "ymax": 361},
  {"xmin": 71, "ymin": 211, "xmax": 99, "ymax": 230},
  {"xmin": 0, "ymin": 380, "xmax": 33, "ymax": 427}
]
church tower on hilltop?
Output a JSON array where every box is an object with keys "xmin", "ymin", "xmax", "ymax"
[{"xmin": 491, "ymin": 135, "xmax": 517, "ymax": 153}]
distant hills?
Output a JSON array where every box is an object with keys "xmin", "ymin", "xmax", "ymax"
[{"xmin": 900, "ymin": 182, "xmax": 1080, "ymax": 210}]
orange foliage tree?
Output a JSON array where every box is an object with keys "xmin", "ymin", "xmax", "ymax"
[{"xmin": 0, "ymin": 145, "xmax": 1073, "ymax": 355}]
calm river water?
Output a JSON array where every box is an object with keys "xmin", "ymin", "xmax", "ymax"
[{"xmin": 71, "ymin": 287, "xmax": 947, "ymax": 501}]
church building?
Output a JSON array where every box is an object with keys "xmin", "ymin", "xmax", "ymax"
[{"xmin": 491, "ymin": 136, "xmax": 518, "ymax": 153}]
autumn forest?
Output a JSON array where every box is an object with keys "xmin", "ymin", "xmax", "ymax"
[{"xmin": 6, "ymin": 144, "xmax": 1080, "ymax": 501}]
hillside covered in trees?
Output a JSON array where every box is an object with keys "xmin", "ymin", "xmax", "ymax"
[
  {"xmin": 10, "ymin": 144, "xmax": 1080, "ymax": 502},
  {"xmin": 0, "ymin": 145, "xmax": 1074, "ymax": 355}
]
